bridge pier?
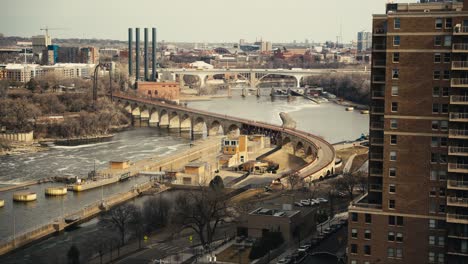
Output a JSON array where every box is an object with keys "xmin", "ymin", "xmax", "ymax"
[
  {"xmin": 294, "ymin": 75, "xmax": 303, "ymax": 88},
  {"xmin": 132, "ymin": 115, "xmax": 141, "ymax": 127}
]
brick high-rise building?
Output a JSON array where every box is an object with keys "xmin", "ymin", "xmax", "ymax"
[{"xmin": 348, "ymin": 1, "xmax": 468, "ymax": 264}]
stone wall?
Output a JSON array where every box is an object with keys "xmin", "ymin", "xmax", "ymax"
[{"xmin": 0, "ymin": 131, "xmax": 34, "ymax": 142}]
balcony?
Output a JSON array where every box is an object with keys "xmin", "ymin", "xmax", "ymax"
[
  {"xmin": 373, "ymin": 60, "xmax": 386, "ymax": 68},
  {"xmin": 373, "ymin": 28, "xmax": 386, "ymax": 35},
  {"xmin": 449, "ymin": 129, "xmax": 468, "ymax": 139},
  {"xmin": 369, "ymin": 152, "xmax": 383, "ymax": 161},
  {"xmin": 448, "ymin": 231, "xmax": 468, "ymax": 239},
  {"xmin": 447, "ymin": 213, "xmax": 468, "ymax": 224},
  {"xmin": 372, "ymin": 75, "xmax": 385, "ymax": 84},
  {"xmin": 372, "ymin": 91, "xmax": 385, "ymax": 99},
  {"xmin": 452, "ymin": 78, "xmax": 468, "ymax": 88},
  {"xmin": 370, "ymin": 122, "xmax": 384, "ymax": 130},
  {"xmin": 371, "ymin": 106, "xmax": 385, "ymax": 115},
  {"xmin": 449, "ymin": 146, "xmax": 468, "ymax": 156},
  {"xmin": 369, "ymin": 184, "xmax": 382, "ymax": 192},
  {"xmin": 450, "ymin": 113, "xmax": 468, "ymax": 122},
  {"xmin": 453, "ymin": 43, "xmax": 468, "ymax": 53},
  {"xmin": 349, "ymin": 193, "xmax": 383, "ymax": 212},
  {"xmin": 369, "ymin": 168, "xmax": 383, "ymax": 177},
  {"xmin": 451, "ymin": 96, "xmax": 468, "ymax": 105},
  {"xmin": 448, "ymin": 163, "xmax": 468, "ymax": 173},
  {"xmin": 448, "ymin": 180, "xmax": 468, "ymax": 190},
  {"xmin": 452, "ymin": 61, "xmax": 468, "ymax": 70},
  {"xmin": 370, "ymin": 137, "xmax": 384, "ymax": 146},
  {"xmin": 447, "ymin": 196, "xmax": 468, "ymax": 208},
  {"xmin": 454, "ymin": 26, "xmax": 468, "ymax": 35},
  {"xmin": 372, "ymin": 44, "xmax": 386, "ymax": 51}
]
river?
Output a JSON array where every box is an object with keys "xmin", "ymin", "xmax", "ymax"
[{"xmin": 0, "ymin": 90, "xmax": 368, "ymax": 263}]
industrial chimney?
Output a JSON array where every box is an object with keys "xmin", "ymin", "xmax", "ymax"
[
  {"xmin": 135, "ymin": 28, "xmax": 140, "ymax": 82},
  {"xmin": 128, "ymin": 28, "xmax": 133, "ymax": 77},
  {"xmin": 152, "ymin": 27, "xmax": 157, "ymax": 81},
  {"xmin": 144, "ymin": 28, "xmax": 149, "ymax": 81}
]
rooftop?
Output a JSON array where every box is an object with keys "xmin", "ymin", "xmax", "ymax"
[{"xmin": 249, "ymin": 207, "xmax": 299, "ymax": 218}]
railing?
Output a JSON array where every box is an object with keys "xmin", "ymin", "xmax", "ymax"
[
  {"xmin": 349, "ymin": 194, "xmax": 383, "ymax": 210},
  {"xmin": 370, "ymin": 138, "xmax": 384, "ymax": 145},
  {"xmin": 369, "ymin": 168, "xmax": 383, "ymax": 176},
  {"xmin": 448, "ymin": 180, "xmax": 468, "ymax": 189},
  {"xmin": 449, "ymin": 163, "xmax": 468, "ymax": 171},
  {"xmin": 450, "ymin": 129, "xmax": 468, "ymax": 137},
  {"xmin": 370, "ymin": 122, "xmax": 384, "ymax": 130},
  {"xmin": 372, "ymin": 91, "xmax": 385, "ymax": 98},
  {"xmin": 447, "ymin": 214, "xmax": 468, "ymax": 223},
  {"xmin": 370, "ymin": 153, "xmax": 383, "ymax": 160},
  {"xmin": 373, "ymin": 76, "xmax": 385, "ymax": 83},
  {"xmin": 453, "ymin": 43, "xmax": 468, "ymax": 51},
  {"xmin": 454, "ymin": 26, "xmax": 468, "ymax": 34},
  {"xmin": 369, "ymin": 184, "xmax": 382, "ymax": 191},
  {"xmin": 450, "ymin": 112, "xmax": 468, "ymax": 120},
  {"xmin": 373, "ymin": 60, "xmax": 386, "ymax": 67},
  {"xmin": 452, "ymin": 61, "xmax": 468, "ymax": 69},
  {"xmin": 374, "ymin": 28, "xmax": 386, "ymax": 34},
  {"xmin": 449, "ymin": 146, "xmax": 468, "ymax": 154},
  {"xmin": 452, "ymin": 78, "xmax": 468, "ymax": 86},
  {"xmin": 451, "ymin": 96, "xmax": 468, "ymax": 103},
  {"xmin": 447, "ymin": 196, "xmax": 468, "ymax": 205},
  {"xmin": 371, "ymin": 106, "xmax": 385, "ymax": 114}
]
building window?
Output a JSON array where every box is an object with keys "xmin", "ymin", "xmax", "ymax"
[
  {"xmin": 393, "ymin": 52, "xmax": 400, "ymax": 63},
  {"xmin": 396, "ymin": 233, "xmax": 403, "ymax": 243},
  {"xmin": 389, "ymin": 216, "xmax": 396, "ymax": 225},
  {"xmin": 433, "ymin": 70, "xmax": 441, "ymax": 80},
  {"xmin": 388, "ymin": 231, "xmax": 395, "ymax": 241},
  {"xmin": 440, "ymin": 121, "xmax": 448, "ymax": 131},
  {"xmin": 439, "ymin": 154, "xmax": 447, "ymax": 164},
  {"xmin": 397, "ymin": 216, "xmax": 403, "ymax": 226},
  {"xmin": 439, "ymin": 187, "xmax": 446, "ymax": 197},
  {"xmin": 444, "ymin": 36, "xmax": 452, "ymax": 47},
  {"xmin": 392, "ymin": 69, "xmax": 399, "ymax": 79},
  {"xmin": 441, "ymin": 104, "xmax": 448, "ymax": 114},
  {"xmin": 432, "ymin": 103, "xmax": 440, "ymax": 114},
  {"xmin": 365, "ymin": 213, "xmax": 372, "ymax": 223},
  {"xmin": 443, "ymin": 53, "xmax": 451, "ymax": 63},
  {"xmin": 394, "ymin": 36, "xmax": 400, "ymax": 46},
  {"xmin": 431, "ymin": 153, "xmax": 438, "ymax": 163},
  {"xmin": 389, "ymin": 199, "xmax": 395, "ymax": 209},
  {"xmin": 396, "ymin": 248, "xmax": 403, "ymax": 258},
  {"xmin": 388, "ymin": 248, "xmax": 395, "ymax": 258},
  {"xmin": 430, "ymin": 170, "xmax": 438, "ymax": 181},
  {"xmin": 442, "ymin": 87, "xmax": 449, "ymax": 96},
  {"xmin": 433, "ymin": 87, "xmax": 440, "ymax": 97},
  {"xmin": 394, "ymin": 18, "xmax": 401, "ymax": 29},
  {"xmin": 364, "ymin": 245, "xmax": 371, "ymax": 255},
  {"xmin": 446, "ymin": 18, "xmax": 453, "ymax": 28},
  {"xmin": 432, "ymin": 121, "xmax": 439, "ymax": 130},
  {"xmin": 438, "ymin": 236, "xmax": 445, "ymax": 246},
  {"xmin": 351, "ymin": 244, "xmax": 358, "ymax": 254},
  {"xmin": 364, "ymin": 229, "xmax": 371, "ymax": 239},
  {"xmin": 430, "ymin": 187, "xmax": 437, "ymax": 196},
  {"xmin": 429, "ymin": 252, "xmax": 435, "ymax": 263},
  {"xmin": 439, "ymin": 170, "xmax": 446, "ymax": 181},
  {"xmin": 434, "ymin": 36, "xmax": 442, "ymax": 46},
  {"xmin": 443, "ymin": 70, "xmax": 450, "ymax": 80},
  {"xmin": 351, "ymin": 261, "xmax": 357, "ymax": 264},
  {"xmin": 389, "ymin": 168, "xmax": 396, "ymax": 177},
  {"xmin": 390, "ymin": 151, "xmax": 397, "ymax": 161},
  {"xmin": 391, "ymin": 102, "xmax": 398, "ymax": 112},
  {"xmin": 435, "ymin": 18, "xmax": 443, "ymax": 29},
  {"xmin": 438, "ymin": 204, "xmax": 445, "ymax": 213},
  {"xmin": 351, "ymin": 228, "xmax": 358, "ymax": 238},
  {"xmin": 391, "ymin": 135, "xmax": 397, "ymax": 145},
  {"xmin": 429, "ymin": 219, "xmax": 436, "ymax": 229},
  {"xmin": 438, "ymin": 253, "xmax": 444, "ymax": 263},
  {"xmin": 429, "ymin": 235, "xmax": 435, "ymax": 245},
  {"xmin": 389, "ymin": 184, "xmax": 396, "ymax": 193},
  {"xmin": 391, "ymin": 86, "xmax": 399, "ymax": 96},
  {"xmin": 434, "ymin": 53, "xmax": 441, "ymax": 63},
  {"xmin": 351, "ymin": 212, "xmax": 358, "ymax": 222},
  {"xmin": 390, "ymin": 119, "xmax": 398, "ymax": 129},
  {"xmin": 431, "ymin": 137, "xmax": 439, "ymax": 147}
]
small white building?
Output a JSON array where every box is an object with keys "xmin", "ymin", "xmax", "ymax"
[{"xmin": 189, "ymin": 61, "xmax": 214, "ymax": 70}]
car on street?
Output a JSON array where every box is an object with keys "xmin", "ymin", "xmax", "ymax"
[
  {"xmin": 316, "ymin": 197, "xmax": 328, "ymax": 203},
  {"xmin": 298, "ymin": 244, "xmax": 311, "ymax": 252},
  {"xmin": 300, "ymin": 199, "xmax": 310, "ymax": 206},
  {"xmin": 276, "ymin": 256, "xmax": 292, "ymax": 264},
  {"xmin": 294, "ymin": 202, "xmax": 304, "ymax": 207}
]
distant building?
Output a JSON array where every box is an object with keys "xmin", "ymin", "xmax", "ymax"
[
  {"xmin": 357, "ymin": 31, "xmax": 372, "ymax": 52},
  {"xmin": 189, "ymin": 61, "xmax": 214, "ymax": 69},
  {"xmin": 136, "ymin": 81, "xmax": 180, "ymax": 103},
  {"xmin": 57, "ymin": 47, "xmax": 81, "ymax": 63},
  {"xmin": 42, "ymin": 45, "xmax": 59, "ymax": 65},
  {"xmin": 2, "ymin": 63, "xmax": 95, "ymax": 82},
  {"xmin": 32, "ymin": 35, "xmax": 51, "ymax": 56},
  {"xmin": 80, "ymin": 47, "xmax": 99, "ymax": 64},
  {"xmin": 0, "ymin": 65, "xmax": 6, "ymax": 80},
  {"xmin": 99, "ymin": 48, "xmax": 119, "ymax": 58}
]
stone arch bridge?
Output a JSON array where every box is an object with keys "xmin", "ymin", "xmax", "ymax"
[{"xmin": 114, "ymin": 93, "xmax": 336, "ymax": 181}]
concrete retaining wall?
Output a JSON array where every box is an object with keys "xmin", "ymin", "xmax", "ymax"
[{"xmin": 0, "ymin": 131, "xmax": 34, "ymax": 142}]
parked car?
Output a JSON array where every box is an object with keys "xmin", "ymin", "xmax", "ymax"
[
  {"xmin": 294, "ymin": 202, "xmax": 304, "ymax": 207},
  {"xmin": 300, "ymin": 200, "xmax": 310, "ymax": 206},
  {"xmin": 298, "ymin": 244, "xmax": 311, "ymax": 252},
  {"xmin": 316, "ymin": 197, "xmax": 328, "ymax": 203},
  {"xmin": 277, "ymin": 256, "xmax": 292, "ymax": 264}
]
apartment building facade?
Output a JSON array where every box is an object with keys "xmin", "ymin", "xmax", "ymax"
[{"xmin": 348, "ymin": 1, "xmax": 468, "ymax": 264}]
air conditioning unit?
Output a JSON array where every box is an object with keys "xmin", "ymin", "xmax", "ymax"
[{"xmin": 424, "ymin": 9, "xmax": 430, "ymax": 13}]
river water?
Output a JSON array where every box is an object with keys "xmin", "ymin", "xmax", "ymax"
[{"xmin": 0, "ymin": 89, "xmax": 368, "ymax": 263}]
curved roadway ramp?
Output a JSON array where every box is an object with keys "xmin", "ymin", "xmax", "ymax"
[{"xmin": 112, "ymin": 93, "xmax": 336, "ymax": 181}]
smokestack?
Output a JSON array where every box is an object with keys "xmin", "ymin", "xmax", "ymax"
[
  {"xmin": 135, "ymin": 28, "xmax": 140, "ymax": 82},
  {"xmin": 152, "ymin": 27, "xmax": 157, "ymax": 81},
  {"xmin": 144, "ymin": 28, "xmax": 149, "ymax": 81},
  {"xmin": 128, "ymin": 28, "xmax": 133, "ymax": 76}
]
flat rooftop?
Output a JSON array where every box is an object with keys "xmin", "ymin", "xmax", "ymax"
[{"xmin": 249, "ymin": 207, "xmax": 299, "ymax": 218}]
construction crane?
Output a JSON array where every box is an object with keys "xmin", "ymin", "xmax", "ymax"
[{"xmin": 40, "ymin": 26, "xmax": 68, "ymax": 37}]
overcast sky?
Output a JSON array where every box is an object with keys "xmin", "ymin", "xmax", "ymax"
[{"xmin": 2, "ymin": 0, "xmax": 415, "ymax": 43}]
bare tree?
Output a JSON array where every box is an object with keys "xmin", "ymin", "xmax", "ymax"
[
  {"xmin": 286, "ymin": 173, "xmax": 303, "ymax": 190},
  {"xmin": 172, "ymin": 188, "xmax": 232, "ymax": 249},
  {"xmin": 142, "ymin": 196, "xmax": 171, "ymax": 232},
  {"xmin": 332, "ymin": 172, "xmax": 358, "ymax": 201},
  {"xmin": 99, "ymin": 203, "xmax": 140, "ymax": 246}
]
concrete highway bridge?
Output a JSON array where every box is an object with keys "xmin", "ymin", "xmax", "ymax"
[
  {"xmin": 114, "ymin": 93, "xmax": 336, "ymax": 180},
  {"xmin": 160, "ymin": 68, "xmax": 369, "ymax": 88}
]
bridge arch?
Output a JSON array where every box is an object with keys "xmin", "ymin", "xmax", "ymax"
[
  {"xmin": 140, "ymin": 106, "xmax": 150, "ymax": 127},
  {"xmin": 124, "ymin": 102, "xmax": 132, "ymax": 114},
  {"xmin": 193, "ymin": 117, "xmax": 206, "ymax": 134},
  {"xmin": 282, "ymin": 137, "xmax": 294, "ymax": 154},
  {"xmin": 169, "ymin": 111, "xmax": 180, "ymax": 129},
  {"xmin": 180, "ymin": 114, "xmax": 191, "ymax": 132},
  {"xmin": 149, "ymin": 108, "xmax": 159, "ymax": 127},
  {"xmin": 209, "ymin": 120, "xmax": 223, "ymax": 136},
  {"xmin": 295, "ymin": 141, "xmax": 305, "ymax": 158},
  {"xmin": 159, "ymin": 109, "xmax": 169, "ymax": 127},
  {"xmin": 227, "ymin": 124, "xmax": 240, "ymax": 137}
]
